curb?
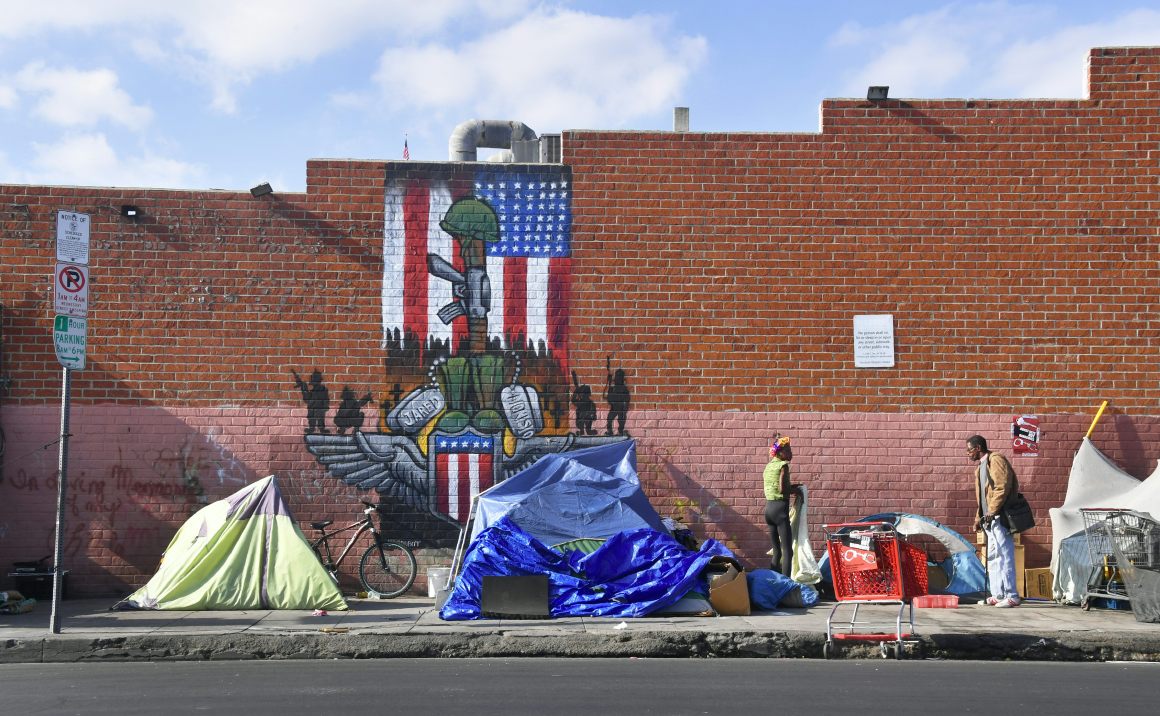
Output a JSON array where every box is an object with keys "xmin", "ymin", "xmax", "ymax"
[{"xmin": 5, "ymin": 630, "xmax": 1160, "ymax": 663}]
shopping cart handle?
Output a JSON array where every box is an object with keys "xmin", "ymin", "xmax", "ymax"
[{"xmin": 823, "ymin": 521, "xmax": 894, "ymax": 532}]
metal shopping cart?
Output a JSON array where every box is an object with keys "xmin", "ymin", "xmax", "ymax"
[
  {"xmin": 1103, "ymin": 512, "xmax": 1160, "ymax": 622},
  {"xmin": 1078, "ymin": 508, "xmax": 1157, "ymax": 610},
  {"xmin": 822, "ymin": 522, "xmax": 928, "ymax": 659}
]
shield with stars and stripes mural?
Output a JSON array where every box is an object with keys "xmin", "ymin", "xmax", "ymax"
[{"xmin": 428, "ymin": 430, "xmax": 501, "ymax": 523}]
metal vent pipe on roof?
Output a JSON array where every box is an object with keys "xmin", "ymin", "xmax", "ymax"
[{"xmin": 449, "ymin": 120, "xmax": 538, "ymax": 162}]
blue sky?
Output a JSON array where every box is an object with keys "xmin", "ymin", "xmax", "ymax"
[{"xmin": 1, "ymin": 1, "xmax": 1157, "ymax": 192}]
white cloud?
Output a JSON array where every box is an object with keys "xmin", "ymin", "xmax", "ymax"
[
  {"xmin": 23, "ymin": 133, "xmax": 204, "ymax": 189},
  {"xmin": 828, "ymin": 4, "xmax": 1049, "ymax": 99},
  {"xmin": 830, "ymin": 4, "xmax": 1160, "ymax": 100},
  {"xmin": 991, "ymin": 9, "xmax": 1160, "ymax": 97},
  {"xmin": 14, "ymin": 64, "xmax": 153, "ymax": 129},
  {"xmin": 0, "ymin": 84, "xmax": 17, "ymax": 109},
  {"xmin": 374, "ymin": 9, "xmax": 707, "ymax": 129},
  {"xmin": 0, "ymin": 1, "xmax": 538, "ymax": 114}
]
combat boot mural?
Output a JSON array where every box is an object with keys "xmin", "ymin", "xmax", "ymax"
[{"xmin": 299, "ymin": 164, "xmax": 629, "ymax": 529}]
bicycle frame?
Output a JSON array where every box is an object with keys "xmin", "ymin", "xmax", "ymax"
[
  {"xmin": 312, "ymin": 505, "xmax": 379, "ymax": 573},
  {"xmin": 308, "ymin": 500, "xmax": 419, "ymax": 599}
]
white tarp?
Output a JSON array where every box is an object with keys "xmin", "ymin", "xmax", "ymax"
[
  {"xmin": 1050, "ymin": 437, "xmax": 1160, "ymax": 603},
  {"xmin": 789, "ymin": 486, "xmax": 821, "ymax": 584}
]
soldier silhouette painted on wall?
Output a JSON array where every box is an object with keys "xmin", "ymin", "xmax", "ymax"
[
  {"xmin": 570, "ymin": 370, "xmax": 597, "ymax": 436},
  {"xmin": 292, "ymin": 369, "xmax": 330, "ymax": 434},
  {"xmin": 605, "ymin": 360, "xmax": 630, "ymax": 436},
  {"xmin": 378, "ymin": 383, "xmax": 405, "ymax": 431},
  {"xmin": 335, "ymin": 386, "xmax": 374, "ymax": 435}
]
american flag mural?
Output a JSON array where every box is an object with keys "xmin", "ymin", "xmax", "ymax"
[
  {"xmin": 430, "ymin": 432, "xmax": 498, "ymax": 521},
  {"xmin": 382, "ymin": 165, "xmax": 572, "ymax": 363}
]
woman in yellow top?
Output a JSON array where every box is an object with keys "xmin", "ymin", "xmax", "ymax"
[{"xmin": 763, "ymin": 435, "xmax": 797, "ymax": 577}]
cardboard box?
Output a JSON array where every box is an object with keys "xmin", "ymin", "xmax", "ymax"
[
  {"xmin": 1025, "ymin": 567, "xmax": 1053, "ymax": 600},
  {"xmin": 707, "ymin": 559, "xmax": 750, "ymax": 616}
]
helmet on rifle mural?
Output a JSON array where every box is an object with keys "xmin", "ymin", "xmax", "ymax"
[{"xmin": 439, "ymin": 198, "xmax": 499, "ymax": 244}]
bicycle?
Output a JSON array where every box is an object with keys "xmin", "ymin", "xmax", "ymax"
[{"xmin": 308, "ymin": 499, "xmax": 417, "ymax": 598}]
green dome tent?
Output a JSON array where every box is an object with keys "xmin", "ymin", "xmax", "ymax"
[{"xmin": 115, "ymin": 475, "xmax": 347, "ymax": 611}]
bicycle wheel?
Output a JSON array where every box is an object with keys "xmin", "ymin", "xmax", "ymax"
[{"xmin": 359, "ymin": 541, "xmax": 417, "ymax": 598}]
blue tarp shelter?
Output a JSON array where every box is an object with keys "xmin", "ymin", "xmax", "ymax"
[
  {"xmin": 469, "ymin": 441, "xmax": 667, "ymax": 548},
  {"xmin": 442, "ymin": 441, "xmax": 731, "ymax": 620},
  {"xmin": 441, "ymin": 516, "xmax": 731, "ymax": 619}
]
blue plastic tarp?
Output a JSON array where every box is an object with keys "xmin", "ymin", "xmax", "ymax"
[
  {"xmin": 746, "ymin": 569, "xmax": 820, "ymax": 610},
  {"xmin": 469, "ymin": 441, "xmax": 667, "ymax": 548},
  {"xmin": 440, "ymin": 516, "xmax": 733, "ymax": 620}
]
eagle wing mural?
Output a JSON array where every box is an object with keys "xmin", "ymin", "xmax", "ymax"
[{"xmin": 304, "ymin": 432, "xmax": 432, "ymax": 512}]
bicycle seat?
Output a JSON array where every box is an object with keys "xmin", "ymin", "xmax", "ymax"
[{"xmin": 311, "ymin": 520, "xmax": 333, "ymax": 530}]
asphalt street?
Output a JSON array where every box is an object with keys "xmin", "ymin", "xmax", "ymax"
[{"xmin": 2, "ymin": 659, "xmax": 1158, "ymax": 716}]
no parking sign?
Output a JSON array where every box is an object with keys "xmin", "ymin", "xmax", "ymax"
[{"xmin": 54, "ymin": 262, "xmax": 88, "ymax": 317}]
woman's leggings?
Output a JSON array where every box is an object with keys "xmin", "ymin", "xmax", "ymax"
[{"xmin": 764, "ymin": 499, "xmax": 793, "ymax": 577}]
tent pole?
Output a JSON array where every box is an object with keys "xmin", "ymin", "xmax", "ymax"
[
  {"xmin": 1085, "ymin": 401, "xmax": 1109, "ymax": 439},
  {"xmin": 450, "ymin": 495, "xmax": 477, "ymax": 578}
]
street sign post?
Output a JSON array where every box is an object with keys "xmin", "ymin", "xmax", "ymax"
[
  {"xmin": 50, "ymin": 210, "xmax": 91, "ymax": 634},
  {"xmin": 50, "ymin": 210, "xmax": 90, "ymax": 635}
]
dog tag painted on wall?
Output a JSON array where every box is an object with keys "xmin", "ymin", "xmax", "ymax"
[
  {"xmin": 501, "ymin": 383, "xmax": 543, "ymax": 439},
  {"xmin": 387, "ymin": 387, "xmax": 445, "ymax": 434}
]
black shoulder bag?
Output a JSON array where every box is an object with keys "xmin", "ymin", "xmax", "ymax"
[{"xmin": 1001, "ymin": 490, "xmax": 1035, "ymax": 534}]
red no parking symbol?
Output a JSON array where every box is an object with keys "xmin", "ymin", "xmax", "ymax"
[{"xmin": 54, "ymin": 262, "xmax": 89, "ymax": 317}]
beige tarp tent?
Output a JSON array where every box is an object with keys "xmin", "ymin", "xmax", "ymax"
[{"xmin": 1051, "ymin": 438, "xmax": 1160, "ymax": 603}]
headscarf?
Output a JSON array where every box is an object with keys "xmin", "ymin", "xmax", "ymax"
[{"xmin": 769, "ymin": 435, "xmax": 791, "ymax": 459}]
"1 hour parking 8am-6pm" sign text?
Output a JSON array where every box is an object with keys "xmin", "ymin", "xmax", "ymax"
[{"xmin": 53, "ymin": 315, "xmax": 87, "ymax": 370}]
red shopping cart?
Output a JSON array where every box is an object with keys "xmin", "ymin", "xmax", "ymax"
[{"xmin": 823, "ymin": 522, "xmax": 928, "ymax": 659}]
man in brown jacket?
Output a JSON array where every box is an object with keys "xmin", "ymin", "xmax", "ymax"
[{"xmin": 968, "ymin": 435, "xmax": 1021, "ymax": 607}]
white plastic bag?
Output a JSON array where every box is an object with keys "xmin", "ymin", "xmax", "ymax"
[{"xmin": 789, "ymin": 486, "xmax": 822, "ymax": 584}]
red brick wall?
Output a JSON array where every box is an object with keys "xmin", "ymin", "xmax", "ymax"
[{"xmin": 1, "ymin": 46, "xmax": 1157, "ymax": 596}]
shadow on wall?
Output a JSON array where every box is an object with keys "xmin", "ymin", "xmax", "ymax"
[
  {"xmin": 642, "ymin": 447, "xmax": 770, "ymax": 571},
  {"xmin": 0, "ymin": 402, "xmax": 261, "ymax": 597},
  {"xmin": 1111, "ymin": 411, "xmax": 1155, "ymax": 479}
]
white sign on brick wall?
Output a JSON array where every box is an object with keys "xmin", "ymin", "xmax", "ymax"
[{"xmin": 853, "ymin": 314, "xmax": 895, "ymax": 368}]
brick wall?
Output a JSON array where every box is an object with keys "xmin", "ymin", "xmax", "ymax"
[{"xmin": 1, "ymin": 46, "xmax": 1157, "ymax": 596}]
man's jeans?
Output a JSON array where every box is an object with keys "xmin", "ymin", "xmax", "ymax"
[{"xmin": 984, "ymin": 518, "xmax": 1019, "ymax": 600}]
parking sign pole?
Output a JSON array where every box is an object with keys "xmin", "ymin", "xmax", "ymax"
[
  {"xmin": 50, "ymin": 210, "xmax": 87, "ymax": 633},
  {"xmin": 49, "ymin": 366, "xmax": 71, "ymax": 634}
]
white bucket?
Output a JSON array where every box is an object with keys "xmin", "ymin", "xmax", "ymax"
[{"xmin": 427, "ymin": 567, "xmax": 452, "ymax": 598}]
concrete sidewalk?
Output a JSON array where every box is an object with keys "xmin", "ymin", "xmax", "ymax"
[{"xmin": 2, "ymin": 595, "xmax": 1159, "ymax": 662}]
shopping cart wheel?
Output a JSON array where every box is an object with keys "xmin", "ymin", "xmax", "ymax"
[{"xmin": 1081, "ymin": 597, "xmax": 1091, "ymax": 611}]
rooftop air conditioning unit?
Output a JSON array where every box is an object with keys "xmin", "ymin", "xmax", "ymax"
[{"xmin": 540, "ymin": 134, "xmax": 562, "ymax": 163}]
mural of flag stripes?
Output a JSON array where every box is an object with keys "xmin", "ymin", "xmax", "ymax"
[
  {"xmin": 432, "ymin": 433, "xmax": 496, "ymax": 521},
  {"xmin": 382, "ymin": 165, "xmax": 572, "ymax": 366}
]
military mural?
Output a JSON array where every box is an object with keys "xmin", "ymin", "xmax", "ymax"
[{"xmin": 297, "ymin": 163, "xmax": 630, "ymax": 533}]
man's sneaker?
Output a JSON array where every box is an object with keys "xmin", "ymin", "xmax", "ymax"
[
  {"xmin": 984, "ymin": 596, "xmax": 1000, "ymax": 606},
  {"xmin": 994, "ymin": 597, "xmax": 1021, "ymax": 608}
]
